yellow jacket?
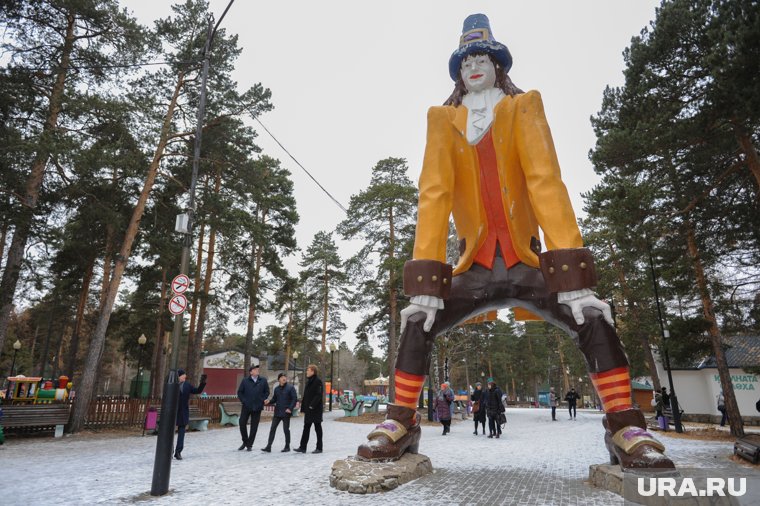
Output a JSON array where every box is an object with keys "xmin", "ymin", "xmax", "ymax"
[{"xmin": 414, "ymin": 90, "xmax": 583, "ymax": 276}]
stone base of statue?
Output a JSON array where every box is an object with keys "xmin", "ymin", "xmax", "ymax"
[
  {"xmin": 589, "ymin": 464, "xmax": 626, "ymax": 496},
  {"xmin": 329, "ymin": 453, "xmax": 433, "ymax": 494},
  {"xmin": 588, "ymin": 464, "xmax": 731, "ymax": 505}
]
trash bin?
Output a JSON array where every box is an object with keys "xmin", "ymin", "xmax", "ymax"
[{"xmin": 144, "ymin": 407, "xmax": 158, "ymax": 436}]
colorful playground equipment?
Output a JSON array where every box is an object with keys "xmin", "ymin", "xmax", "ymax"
[{"xmin": 3, "ymin": 375, "xmax": 71, "ymax": 405}]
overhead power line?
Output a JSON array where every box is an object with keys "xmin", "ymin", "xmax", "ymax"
[{"xmin": 253, "ymin": 116, "xmax": 348, "ymax": 214}]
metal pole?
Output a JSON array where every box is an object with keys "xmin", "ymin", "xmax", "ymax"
[
  {"xmin": 329, "ymin": 350, "xmax": 334, "ymax": 411},
  {"xmin": 134, "ymin": 345, "xmax": 144, "ymax": 398},
  {"xmin": 151, "ymin": 12, "xmax": 217, "ymax": 495},
  {"xmin": 5, "ymin": 348, "xmax": 18, "ymax": 399},
  {"xmin": 647, "ymin": 238, "xmax": 683, "ymax": 433}
]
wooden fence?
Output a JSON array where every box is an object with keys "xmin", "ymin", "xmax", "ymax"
[{"xmin": 69, "ymin": 395, "xmax": 237, "ymax": 428}]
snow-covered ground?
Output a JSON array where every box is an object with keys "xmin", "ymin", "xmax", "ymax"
[{"xmin": 0, "ymin": 408, "xmax": 745, "ymax": 505}]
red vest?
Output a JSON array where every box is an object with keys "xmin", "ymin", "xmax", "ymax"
[{"xmin": 472, "ymin": 130, "xmax": 520, "ymax": 270}]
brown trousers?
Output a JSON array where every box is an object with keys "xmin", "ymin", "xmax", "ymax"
[{"xmin": 396, "ymin": 254, "xmax": 629, "ymax": 376}]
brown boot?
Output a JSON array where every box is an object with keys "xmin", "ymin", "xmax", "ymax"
[
  {"xmin": 356, "ymin": 404, "xmax": 421, "ymax": 461},
  {"xmin": 603, "ymin": 409, "xmax": 675, "ymax": 470}
]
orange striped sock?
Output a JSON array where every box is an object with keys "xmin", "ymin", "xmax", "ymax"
[
  {"xmin": 394, "ymin": 369, "xmax": 424, "ymax": 410},
  {"xmin": 590, "ymin": 366, "xmax": 633, "ymax": 413}
]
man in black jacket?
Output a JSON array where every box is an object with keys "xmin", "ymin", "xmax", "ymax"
[
  {"xmin": 175, "ymin": 369, "xmax": 206, "ymax": 460},
  {"xmin": 262, "ymin": 372, "xmax": 298, "ymax": 453},
  {"xmin": 237, "ymin": 364, "xmax": 269, "ymax": 451},
  {"xmin": 565, "ymin": 387, "xmax": 580, "ymax": 420},
  {"xmin": 295, "ymin": 364, "xmax": 324, "ymax": 454}
]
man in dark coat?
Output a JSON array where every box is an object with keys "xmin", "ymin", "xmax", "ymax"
[
  {"xmin": 174, "ymin": 369, "xmax": 206, "ymax": 460},
  {"xmin": 262, "ymin": 372, "xmax": 298, "ymax": 453},
  {"xmin": 471, "ymin": 382, "xmax": 486, "ymax": 434},
  {"xmin": 565, "ymin": 387, "xmax": 580, "ymax": 420},
  {"xmin": 295, "ymin": 364, "xmax": 324, "ymax": 454},
  {"xmin": 485, "ymin": 378, "xmax": 505, "ymax": 438},
  {"xmin": 237, "ymin": 363, "xmax": 269, "ymax": 451}
]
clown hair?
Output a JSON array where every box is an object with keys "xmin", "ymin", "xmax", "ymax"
[{"xmin": 444, "ymin": 52, "xmax": 523, "ymax": 106}]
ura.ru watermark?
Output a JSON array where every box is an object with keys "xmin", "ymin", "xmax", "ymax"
[{"xmin": 637, "ymin": 477, "xmax": 746, "ymax": 497}]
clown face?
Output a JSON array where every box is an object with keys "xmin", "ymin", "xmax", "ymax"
[{"xmin": 460, "ymin": 53, "xmax": 496, "ymax": 93}]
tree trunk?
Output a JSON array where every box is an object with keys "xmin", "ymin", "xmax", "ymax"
[
  {"xmin": 186, "ymin": 179, "xmax": 208, "ymax": 360},
  {"xmin": 68, "ymin": 71, "xmax": 185, "ymax": 434},
  {"xmin": 556, "ymin": 333, "xmax": 571, "ymax": 392},
  {"xmin": 320, "ymin": 263, "xmax": 329, "ymax": 373},
  {"xmin": 38, "ymin": 312, "xmax": 54, "ymax": 377},
  {"xmin": 387, "ymin": 204, "xmax": 397, "ymax": 401},
  {"xmin": 686, "ymin": 220, "xmax": 744, "ymax": 437},
  {"xmin": 100, "ymin": 223, "xmax": 115, "ymax": 310},
  {"xmin": 244, "ymin": 226, "xmax": 265, "ymax": 373},
  {"xmin": 65, "ymin": 257, "xmax": 95, "ymax": 379},
  {"xmin": 0, "ymin": 13, "xmax": 75, "ymax": 353},
  {"xmin": 187, "ymin": 205, "xmax": 217, "ymax": 381},
  {"xmin": 0, "ymin": 218, "xmax": 8, "ymax": 272},
  {"xmin": 150, "ymin": 266, "xmax": 168, "ymax": 398},
  {"xmin": 285, "ymin": 297, "xmax": 294, "ymax": 387},
  {"xmin": 732, "ymin": 122, "xmax": 760, "ymax": 191}
]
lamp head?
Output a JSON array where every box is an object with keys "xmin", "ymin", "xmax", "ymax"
[
  {"xmin": 13, "ymin": 339, "xmax": 21, "ymax": 350},
  {"xmin": 138, "ymin": 334, "xmax": 147, "ymax": 346}
]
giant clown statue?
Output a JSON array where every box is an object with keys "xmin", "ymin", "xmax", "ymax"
[{"xmin": 356, "ymin": 14, "xmax": 674, "ymax": 472}]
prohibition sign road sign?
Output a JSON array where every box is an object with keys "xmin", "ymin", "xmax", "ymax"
[
  {"xmin": 171, "ymin": 274, "xmax": 190, "ymax": 294},
  {"xmin": 168, "ymin": 294, "xmax": 188, "ymax": 315}
]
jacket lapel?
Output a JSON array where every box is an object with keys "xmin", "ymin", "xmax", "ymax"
[{"xmin": 452, "ymin": 105, "xmax": 468, "ymax": 138}]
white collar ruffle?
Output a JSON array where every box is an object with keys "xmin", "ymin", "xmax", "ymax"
[{"xmin": 462, "ymin": 88, "xmax": 505, "ymax": 145}]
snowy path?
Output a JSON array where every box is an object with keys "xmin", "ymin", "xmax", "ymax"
[{"xmin": 0, "ymin": 408, "xmax": 741, "ymax": 505}]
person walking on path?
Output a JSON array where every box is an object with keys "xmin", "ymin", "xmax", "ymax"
[
  {"xmin": 471, "ymin": 382, "xmax": 487, "ymax": 434},
  {"xmin": 237, "ymin": 364, "xmax": 269, "ymax": 451},
  {"xmin": 262, "ymin": 373, "xmax": 298, "ymax": 452},
  {"xmin": 717, "ymin": 390, "xmax": 728, "ymax": 427},
  {"xmin": 565, "ymin": 387, "xmax": 580, "ymax": 420},
  {"xmin": 549, "ymin": 387, "xmax": 558, "ymax": 421},
  {"xmin": 174, "ymin": 369, "xmax": 206, "ymax": 460},
  {"xmin": 295, "ymin": 364, "xmax": 324, "ymax": 454},
  {"xmin": 485, "ymin": 378, "xmax": 504, "ymax": 438},
  {"xmin": 435, "ymin": 382, "xmax": 454, "ymax": 435}
]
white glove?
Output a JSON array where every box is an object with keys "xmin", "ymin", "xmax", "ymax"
[
  {"xmin": 557, "ymin": 289, "xmax": 614, "ymax": 326},
  {"xmin": 400, "ymin": 295, "xmax": 443, "ymax": 333}
]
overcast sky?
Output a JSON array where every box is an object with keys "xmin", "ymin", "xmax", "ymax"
[{"xmin": 124, "ymin": 0, "xmax": 661, "ymax": 351}]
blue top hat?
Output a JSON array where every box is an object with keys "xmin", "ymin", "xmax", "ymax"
[{"xmin": 449, "ymin": 14, "xmax": 512, "ymax": 81}]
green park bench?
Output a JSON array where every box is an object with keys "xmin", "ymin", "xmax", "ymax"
[
  {"xmin": 219, "ymin": 402, "xmax": 240, "ymax": 426},
  {"xmin": 1, "ymin": 404, "xmax": 71, "ymax": 438},
  {"xmin": 360, "ymin": 397, "xmax": 379, "ymax": 414},
  {"xmin": 156, "ymin": 405, "xmax": 210, "ymax": 431},
  {"xmin": 341, "ymin": 399, "xmax": 364, "ymax": 417}
]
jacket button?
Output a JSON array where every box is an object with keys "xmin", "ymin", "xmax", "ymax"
[
  {"xmin": 562, "ymin": 264, "xmax": 569, "ymax": 272},
  {"xmin": 432, "ymin": 275, "xmax": 438, "ymax": 282},
  {"xmin": 417, "ymin": 275, "xmax": 423, "ymax": 282},
  {"xmin": 580, "ymin": 262, "xmax": 587, "ymax": 269}
]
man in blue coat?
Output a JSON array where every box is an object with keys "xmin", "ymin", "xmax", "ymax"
[
  {"xmin": 261, "ymin": 372, "xmax": 297, "ymax": 453},
  {"xmin": 237, "ymin": 363, "xmax": 269, "ymax": 451},
  {"xmin": 175, "ymin": 369, "xmax": 206, "ymax": 460}
]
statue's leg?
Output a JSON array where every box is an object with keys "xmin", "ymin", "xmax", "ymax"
[
  {"xmin": 500, "ymin": 263, "xmax": 675, "ymax": 470},
  {"xmin": 357, "ymin": 264, "xmax": 495, "ymax": 461}
]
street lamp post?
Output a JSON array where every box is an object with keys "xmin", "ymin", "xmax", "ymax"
[
  {"xmin": 329, "ymin": 343, "xmax": 336, "ymax": 411},
  {"xmin": 5, "ymin": 339, "xmax": 21, "ymax": 399},
  {"xmin": 134, "ymin": 334, "xmax": 147, "ymax": 398},
  {"xmin": 647, "ymin": 238, "xmax": 683, "ymax": 433},
  {"xmin": 151, "ymin": 1, "xmax": 236, "ymax": 496},
  {"xmin": 292, "ymin": 351, "xmax": 299, "ymax": 390}
]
